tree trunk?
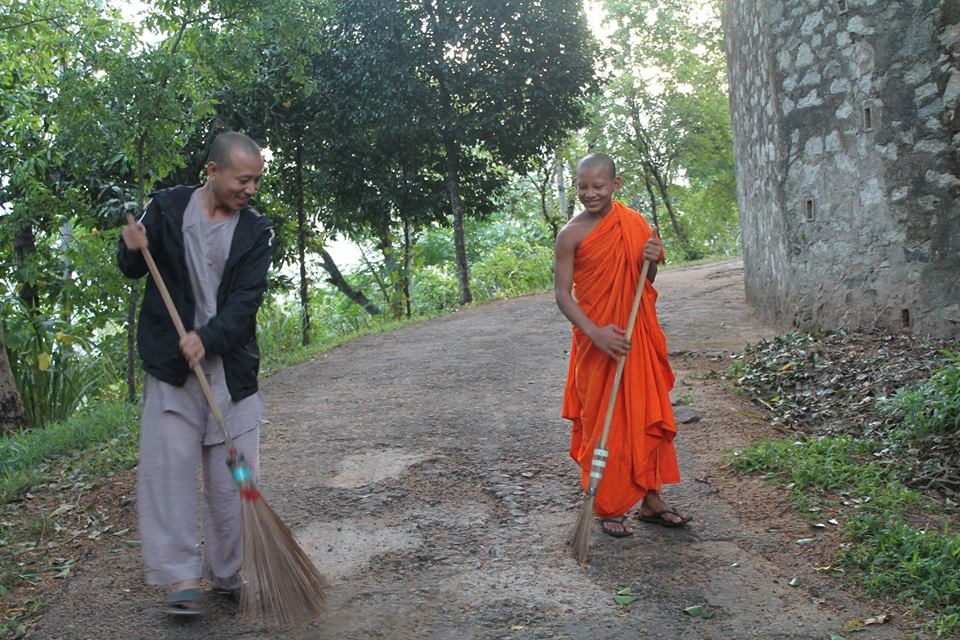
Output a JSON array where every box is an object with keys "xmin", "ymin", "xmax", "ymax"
[
  {"xmin": 644, "ymin": 173, "xmax": 661, "ymax": 234},
  {"xmin": 0, "ymin": 323, "xmax": 28, "ymax": 434},
  {"xmin": 376, "ymin": 224, "xmax": 404, "ymax": 319},
  {"xmin": 536, "ymin": 165, "xmax": 559, "ymax": 240},
  {"xmin": 13, "ymin": 222, "xmax": 38, "ymax": 309},
  {"xmin": 127, "ymin": 136, "xmax": 148, "ymax": 404},
  {"xmin": 555, "ymin": 155, "xmax": 567, "ymax": 223},
  {"xmin": 318, "ymin": 248, "xmax": 382, "ymax": 315},
  {"xmin": 402, "ymin": 218, "xmax": 413, "ymax": 318},
  {"xmin": 442, "ymin": 134, "xmax": 472, "ymax": 305},
  {"xmin": 648, "ymin": 164, "xmax": 689, "ymax": 250},
  {"xmin": 295, "ymin": 136, "xmax": 311, "ymax": 346},
  {"xmin": 566, "ymin": 173, "xmax": 577, "ymax": 220}
]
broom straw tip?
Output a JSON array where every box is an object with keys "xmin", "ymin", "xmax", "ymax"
[{"xmin": 566, "ymin": 496, "xmax": 595, "ymax": 565}]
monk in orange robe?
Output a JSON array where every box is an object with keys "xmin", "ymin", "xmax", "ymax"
[{"xmin": 555, "ymin": 153, "xmax": 689, "ymax": 537}]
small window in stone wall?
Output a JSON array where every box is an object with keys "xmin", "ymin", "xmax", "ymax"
[
  {"xmin": 804, "ymin": 199, "xmax": 815, "ymax": 222},
  {"xmin": 901, "ymin": 309, "xmax": 911, "ymax": 331},
  {"xmin": 862, "ymin": 104, "xmax": 877, "ymax": 132},
  {"xmin": 837, "ymin": 0, "xmax": 849, "ymax": 15}
]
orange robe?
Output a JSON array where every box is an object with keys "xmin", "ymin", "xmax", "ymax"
[{"xmin": 562, "ymin": 201, "xmax": 679, "ymax": 519}]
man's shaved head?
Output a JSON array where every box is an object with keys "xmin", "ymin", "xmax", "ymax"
[
  {"xmin": 207, "ymin": 131, "xmax": 262, "ymax": 168},
  {"xmin": 576, "ymin": 153, "xmax": 617, "ymax": 181}
]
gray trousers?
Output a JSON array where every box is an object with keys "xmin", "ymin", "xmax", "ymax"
[{"xmin": 138, "ymin": 368, "xmax": 261, "ymax": 588}]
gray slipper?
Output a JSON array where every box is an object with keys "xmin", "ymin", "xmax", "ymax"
[{"xmin": 165, "ymin": 587, "xmax": 205, "ymax": 616}]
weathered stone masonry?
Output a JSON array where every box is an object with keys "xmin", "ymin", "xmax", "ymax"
[{"xmin": 722, "ymin": 0, "xmax": 959, "ymax": 337}]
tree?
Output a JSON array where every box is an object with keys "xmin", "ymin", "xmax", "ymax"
[
  {"xmin": 325, "ymin": 0, "xmax": 599, "ymax": 304},
  {"xmin": 593, "ymin": 0, "xmax": 737, "ymax": 259}
]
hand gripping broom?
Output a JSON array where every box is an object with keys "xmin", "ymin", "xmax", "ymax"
[
  {"xmin": 567, "ymin": 258, "xmax": 652, "ymax": 565},
  {"xmin": 127, "ymin": 216, "xmax": 327, "ymax": 627}
]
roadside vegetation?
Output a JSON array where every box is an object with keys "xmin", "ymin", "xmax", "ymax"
[{"xmin": 728, "ymin": 332, "xmax": 960, "ymax": 635}]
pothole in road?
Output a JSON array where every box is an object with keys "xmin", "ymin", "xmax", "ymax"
[
  {"xmin": 297, "ymin": 519, "xmax": 421, "ymax": 580},
  {"xmin": 324, "ymin": 449, "xmax": 435, "ymax": 488}
]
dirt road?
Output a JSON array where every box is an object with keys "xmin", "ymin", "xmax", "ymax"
[{"xmin": 33, "ymin": 260, "xmax": 910, "ymax": 639}]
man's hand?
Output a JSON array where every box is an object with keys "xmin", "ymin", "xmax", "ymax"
[
  {"xmin": 589, "ymin": 324, "xmax": 631, "ymax": 359},
  {"xmin": 642, "ymin": 230, "xmax": 662, "ymax": 264},
  {"xmin": 122, "ymin": 218, "xmax": 148, "ymax": 251},
  {"xmin": 180, "ymin": 332, "xmax": 205, "ymax": 368}
]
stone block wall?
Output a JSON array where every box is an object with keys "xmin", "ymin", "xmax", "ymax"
[{"xmin": 722, "ymin": 0, "xmax": 959, "ymax": 337}]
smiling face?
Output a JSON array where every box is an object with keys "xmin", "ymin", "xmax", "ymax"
[
  {"xmin": 206, "ymin": 150, "xmax": 264, "ymax": 213},
  {"xmin": 576, "ymin": 162, "xmax": 621, "ymax": 217}
]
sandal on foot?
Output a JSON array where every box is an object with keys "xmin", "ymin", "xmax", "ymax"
[
  {"xmin": 165, "ymin": 587, "xmax": 205, "ymax": 617},
  {"xmin": 600, "ymin": 516, "xmax": 634, "ymax": 538},
  {"xmin": 637, "ymin": 508, "xmax": 691, "ymax": 528}
]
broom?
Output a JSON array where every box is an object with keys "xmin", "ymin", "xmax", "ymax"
[
  {"xmin": 567, "ymin": 257, "xmax": 652, "ymax": 565},
  {"xmin": 127, "ymin": 215, "xmax": 327, "ymax": 627}
]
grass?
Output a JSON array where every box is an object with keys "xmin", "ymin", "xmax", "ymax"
[
  {"xmin": 729, "ymin": 435, "xmax": 960, "ymax": 635},
  {"xmin": 0, "ymin": 401, "xmax": 140, "ymax": 504}
]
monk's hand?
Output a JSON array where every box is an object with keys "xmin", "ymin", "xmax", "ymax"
[
  {"xmin": 590, "ymin": 324, "xmax": 631, "ymax": 359},
  {"xmin": 180, "ymin": 331, "xmax": 205, "ymax": 368},
  {"xmin": 122, "ymin": 218, "xmax": 148, "ymax": 251},
  {"xmin": 642, "ymin": 232, "xmax": 662, "ymax": 264}
]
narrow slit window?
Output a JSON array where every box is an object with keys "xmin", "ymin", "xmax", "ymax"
[
  {"xmin": 863, "ymin": 105, "xmax": 874, "ymax": 131},
  {"xmin": 804, "ymin": 199, "xmax": 815, "ymax": 222},
  {"xmin": 838, "ymin": 0, "xmax": 848, "ymax": 14},
  {"xmin": 901, "ymin": 308, "xmax": 911, "ymax": 330}
]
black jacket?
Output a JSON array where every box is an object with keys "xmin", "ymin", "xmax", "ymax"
[{"xmin": 118, "ymin": 185, "xmax": 274, "ymax": 401}]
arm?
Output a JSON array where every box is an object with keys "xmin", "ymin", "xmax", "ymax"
[
  {"xmin": 554, "ymin": 226, "xmax": 630, "ymax": 359},
  {"xmin": 194, "ymin": 224, "xmax": 273, "ymax": 357}
]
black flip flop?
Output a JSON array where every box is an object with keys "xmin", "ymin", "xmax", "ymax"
[
  {"xmin": 600, "ymin": 516, "xmax": 634, "ymax": 538},
  {"xmin": 637, "ymin": 508, "xmax": 692, "ymax": 528},
  {"xmin": 165, "ymin": 587, "xmax": 205, "ymax": 617}
]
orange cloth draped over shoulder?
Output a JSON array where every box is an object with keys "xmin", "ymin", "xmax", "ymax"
[{"xmin": 561, "ymin": 201, "xmax": 679, "ymax": 519}]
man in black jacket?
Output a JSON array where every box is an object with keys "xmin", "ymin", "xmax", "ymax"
[{"xmin": 119, "ymin": 131, "xmax": 273, "ymax": 616}]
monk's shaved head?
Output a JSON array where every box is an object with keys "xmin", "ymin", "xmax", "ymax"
[
  {"xmin": 576, "ymin": 153, "xmax": 617, "ymax": 181},
  {"xmin": 207, "ymin": 131, "xmax": 262, "ymax": 168}
]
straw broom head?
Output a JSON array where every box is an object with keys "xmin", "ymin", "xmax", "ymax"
[
  {"xmin": 566, "ymin": 493, "xmax": 595, "ymax": 565},
  {"xmin": 239, "ymin": 493, "xmax": 328, "ymax": 629}
]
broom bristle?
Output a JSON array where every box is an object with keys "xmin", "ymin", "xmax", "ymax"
[
  {"xmin": 239, "ymin": 495, "xmax": 328, "ymax": 628},
  {"xmin": 566, "ymin": 495, "xmax": 595, "ymax": 565}
]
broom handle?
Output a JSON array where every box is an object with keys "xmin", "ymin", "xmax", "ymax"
[
  {"xmin": 596, "ymin": 258, "xmax": 651, "ymax": 451},
  {"xmin": 126, "ymin": 215, "xmax": 236, "ymax": 450}
]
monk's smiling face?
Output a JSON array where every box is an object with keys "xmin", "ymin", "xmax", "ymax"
[{"xmin": 576, "ymin": 161, "xmax": 621, "ymax": 217}]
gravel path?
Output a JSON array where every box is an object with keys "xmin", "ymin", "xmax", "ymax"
[{"xmin": 33, "ymin": 259, "xmax": 911, "ymax": 639}]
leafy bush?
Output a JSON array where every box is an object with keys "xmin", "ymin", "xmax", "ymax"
[
  {"xmin": 886, "ymin": 350, "xmax": 960, "ymax": 442},
  {"xmin": 3, "ymin": 302, "xmax": 109, "ymax": 428}
]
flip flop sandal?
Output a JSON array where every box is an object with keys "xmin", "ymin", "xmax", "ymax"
[
  {"xmin": 165, "ymin": 587, "xmax": 205, "ymax": 617},
  {"xmin": 599, "ymin": 516, "xmax": 634, "ymax": 538},
  {"xmin": 637, "ymin": 508, "xmax": 692, "ymax": 528}
]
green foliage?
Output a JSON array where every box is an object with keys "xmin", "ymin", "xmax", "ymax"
[
  {"xmin": 592, "ymin": 0, "xmax": 738, "ymax": 261},
  {"xmin": 886, "ymin": 351, "xmax": 960, "ymax": 442},
  {"xmin": 731, "ymin": 433, "xmax": 960, "ymax": 633},
  {"xmin": 2, "ymin": 304, "xmax": 109, "ymax": 428}
]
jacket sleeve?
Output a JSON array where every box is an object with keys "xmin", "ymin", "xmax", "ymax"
[
  {"xmin": 117, "ymin": 199, "xmax": 161, "ymax": 279},
  {"xmin": 195, "ymin": 223, "xmax": 273, "ymax": 356}
]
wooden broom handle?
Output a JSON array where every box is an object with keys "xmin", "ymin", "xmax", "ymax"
[
  {"xmin": 596, "ymin": 259, "xmax": 651, "ymax": 451},
  {"xmin": 126, "ymin": 214, "xmax": 235, "ymax": 449}
]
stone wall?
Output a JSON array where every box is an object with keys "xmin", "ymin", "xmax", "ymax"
[{"xmin": 722, "ymin": 0, "xmax": 960, "ymax": 337}]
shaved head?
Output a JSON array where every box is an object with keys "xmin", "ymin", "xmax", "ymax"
[
  {"xmin": 207, "ymin": 131, "xmax": 262, "ymax": 168},
  {"xmin": 576, "ymin": 153, "xmax": 617, "ymax": 181}
]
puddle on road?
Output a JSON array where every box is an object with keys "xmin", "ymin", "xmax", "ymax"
[
  {"xmin": 297, "ymin": 519, "xmax": 421, "ymax": 580},
  {"xmin": 324, "ymin": 449, "xmax": 434, "ymax": 488}
]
